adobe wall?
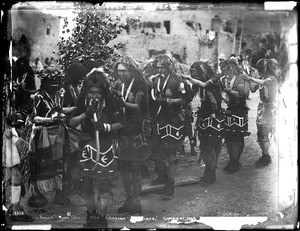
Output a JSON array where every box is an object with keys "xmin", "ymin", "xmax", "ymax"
[
  {"xmin": 11, "ymin": 7, "xmax": 61, "ymax": 64},
  {"xmin": 111, "ymin": 9, "xmax": 293, "ymax": 66}
]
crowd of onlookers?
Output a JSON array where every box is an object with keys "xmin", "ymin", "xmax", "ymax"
[{"xmin": 30, "ymin": 57, "xmax": 58, "ymax": 74}]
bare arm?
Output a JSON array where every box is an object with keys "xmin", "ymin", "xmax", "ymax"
[
  {"xmin": 167, "ymin": 98, "xmax": 185, "ymax": 105},
  {"xmin": 181, "ymin": 74, "xmax": 207, "ymax": 88},
  {"xmin": 69, "ymin": 113, "xmax": 87, "ymax": 127},
  {"xmin": 62, "ymin": 106, "xmax": 77, "ymax": 115},
  {"xmin": 249, "ymin": 76, "xmax": 274, "ymax": 86},
  {"xmin": 188, "ymin": 78, "xmax": 207, "ymax": 88},
  {"xmin": 241, "ymin": 74, "xmax": 259, "ymax": 93},
  {"xmin": 33, "ymin": 116, "xmax": 53, "ymax": 124},
  {"xmin": 124, "ymin": 102, "xmax": 139, "ymax": 110},
  {"xmin": 249, "ymin": 77, "xmax": 265, "ymax": 85}
]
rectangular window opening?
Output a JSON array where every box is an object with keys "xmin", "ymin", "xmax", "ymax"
[
  {"xmin": 46, "ymin": 26, "xmax": 51, "ymax": 35},
  {"xmin": 164, "ymin": 20, "xmax": 170, "ymax": 34}
]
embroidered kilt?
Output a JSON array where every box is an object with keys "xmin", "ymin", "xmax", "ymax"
[
  {"xmin": 79, "ymin": 139, "xmax": 119, "ymax": 182},
  {"xmin": 156, "ymin": 120, "xmax": 184, "ymax": 142},
  {"xmin": 224, "ymin": 107, "xmax": 250, "ymax": 136},
  {"xmin": 150, "ymin": 118, "xmax": 184, "ymax": 162},
  {"xmin": 196, "ymin": 110, "xmax": 225, "ymax": 138}
]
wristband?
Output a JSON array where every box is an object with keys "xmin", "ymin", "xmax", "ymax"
[
  {"xmin": 107, "ymin": 124, "xmax": 111, "ymax": 132},
  {"xmin": 103, "ymin": 123, "xmax": 107, "ymax": 132}
]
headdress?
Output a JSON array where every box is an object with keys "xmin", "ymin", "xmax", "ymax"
[{"xmin": 38, "ymin": 66, "xmax": 64, "ymax": 81}]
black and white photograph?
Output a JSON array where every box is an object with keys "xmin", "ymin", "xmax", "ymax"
[{"xmin": 1, "ymin": 1, "xmax": 298, "ymax": 229}]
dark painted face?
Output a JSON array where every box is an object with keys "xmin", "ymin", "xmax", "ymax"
[
  {"xmin": 42, "ymin": 76, "xmax": 63, "ymax": 92},
  {"xmin": 53, "ymin": 76, "xmax": 64, "ymax": 87},
  {"xmin": 155, "ymin": 61, "xmax": 169, "ymax": 77},
  {"xmin": 17, "ymin": 61, "xmax": 27, "ymax": 73}
]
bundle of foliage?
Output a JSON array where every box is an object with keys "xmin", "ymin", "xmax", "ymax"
[{"xmin": 58, "ymin": 2, "xmax": 139, "ymax": 72}]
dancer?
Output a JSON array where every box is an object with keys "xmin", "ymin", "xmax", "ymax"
[
  {"xmin": 69, "ymin": 69, "xmax": 122, "ymax": 227},
  {"xmin": 149, "ymin": 54, "xmax": 186, "ymax": 199},
  {"xmin": 183, "ymin": 61, "xmax": 224, "ymax": 184},
  {"xmin": 28, "ymin": 67, "xmax": 70, "ymax": 208},
  {"xmin": 113, "ymin": 56, "xmax": 151, "ymax": 215},
  {"xmin": 220, "ymin": 59, "xmax": 251, "ymax": 173},
  {"xmin": 244, "ymin": 58, "xmax": 279, "ymax": 167}
]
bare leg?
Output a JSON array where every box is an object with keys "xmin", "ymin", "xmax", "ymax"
[
  {"xmin": 132, "ymin": 168, "xmax": 142, "ymax": 201},
  {"xmin": 259, "ymin": 140, "xmax": 270, "ymax": 155},
  {"xmin": 86, "ymin": 195, "xmax": 97, "ymax": 213},
  {"xmin": 98, "ymin": 192, "xmax": 110, "ymax": 216},
  {"xmin": 121, "ymin": 171, "xmax": 133, "ymax": 198}
]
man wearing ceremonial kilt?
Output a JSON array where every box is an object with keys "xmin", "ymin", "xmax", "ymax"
[
  {"xmin": 220, "ymin": 59, "xmax": 251, "ymax": 173},
  {"xmin": 112, "ymin": 56, "xmax": 151, "ymax": 215},
  {"xmin": 69, "ymin": 70, "xmax": 122, "ymax": 227},
  {"xmin": 27, "ymin": 67, "xmax": 71, "ymax": 208},
  {"xmin": 244, "ymin": 58, "xmax": 279, "ymax": 167},
  {"xmin": 61, "ymin": 63, "xmax": 86, "ymax": 193},
  {"xmin": 182, "ymin": 61, "xmax": 224, "ymax": 184},
  {"xmin": 149, "ymin": 54, "xmax": 187, "ymax": 199}
]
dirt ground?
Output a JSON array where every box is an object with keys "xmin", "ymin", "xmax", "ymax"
[{"xmin": 4, "ymin": 91, "xmax": 297, "ymax": 229}]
